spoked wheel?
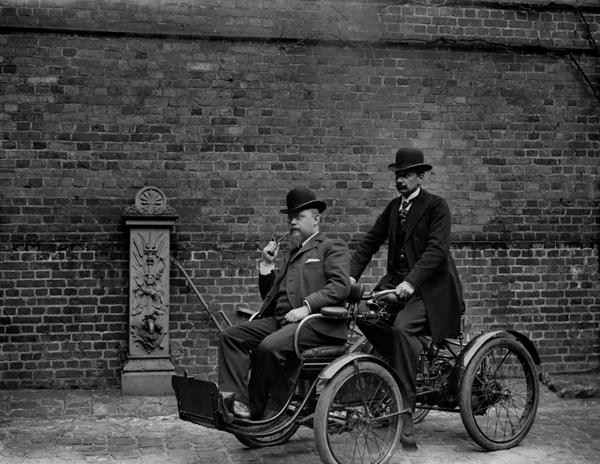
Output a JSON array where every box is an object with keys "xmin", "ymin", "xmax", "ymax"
[
  {"xmin": 413, "ymin": 407, "xmax": 430, "ymax": 424},
  {"xmin": 314, "ymin": 361, "xmax": 402, "ymax": 464},
  {"xmin": 234, "ymin": 422, "xmax": 299, "ymax": 448},
  {"xmin": 459, "ymin": 337, "xmax": 539, "ymax": 450}
]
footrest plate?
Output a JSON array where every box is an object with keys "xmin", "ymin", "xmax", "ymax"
[{"xmin": 172, "ymin": 375, "xmax": 223, "ymax": 429}]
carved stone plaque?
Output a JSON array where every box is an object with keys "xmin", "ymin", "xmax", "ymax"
[
  {"xmin": 122, "ymin": 186, "xmax": 178, "ymax": 395},
  {"xmin": 129, "ymin": 229, "xmax": 169, "ymax": 356}
]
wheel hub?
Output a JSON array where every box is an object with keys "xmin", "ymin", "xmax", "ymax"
[{"xmin": 483, "ymin": 380, "xmax": 505, "ymax": 404}]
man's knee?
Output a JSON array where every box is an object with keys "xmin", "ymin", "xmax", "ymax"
[
  {"xmin": 219, "ymin": 325, "xmax": 243, "ymax": 348},
  {"xmin": 392, "ymin": 320, "xmax": 410, "ymax": 339},
  {"xmin": 256, "ymin": 332, "xmax": 292, "ymax": 363},
  {"xmin": 393, "ymin": 317, "xmax": 424, "ymax": 341},
  {"xmin": 218, "ymin": 329, "xmax": 227, "ymax": 347},
  {"xmin": 220, "ymin": 325, "xmax": 234, "ymax": 342},
  {"xmin": 256, "ymin": 336, "xmax": 278, "ymax": 357},
  {"xmin": 393, "ymin": 302, "xmax": 427, "ymax": 338}
]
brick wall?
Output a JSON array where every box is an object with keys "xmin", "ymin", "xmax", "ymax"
[{"xmin": 1, "ymin": 0, "xmax": 599, "ymax": 388}]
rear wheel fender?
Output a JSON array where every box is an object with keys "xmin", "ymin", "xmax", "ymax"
[{"xmin": 459, "ymin": 330, "xmax": 540, "ymax": 370}]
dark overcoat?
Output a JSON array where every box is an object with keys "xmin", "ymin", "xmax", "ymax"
[
  {"xmin": 258, "ymin": 232, "xmax": 351, "ymax": 340},
  {"xmin": 350, "ymin": 189, "xmax": 464, "ymax": 342}
]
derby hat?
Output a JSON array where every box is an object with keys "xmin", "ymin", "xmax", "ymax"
[
  {"xmin": 388, "ymin": 148, "xmax": 432, "ymax": 173},
  {"xmin": 280, "ymin": 186, "xmax": 326, "ymax": 214}
]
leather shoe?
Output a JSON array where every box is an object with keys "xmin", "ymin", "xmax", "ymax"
[
  {"xmin": 400, "ymin": 412, "xmax": 418, "ymax": 452},
  {"xmin": 232, "ymin": 400, "xmax": 252, "ymax": 419}
]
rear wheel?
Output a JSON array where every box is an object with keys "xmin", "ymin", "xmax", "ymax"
[
  {"xmin": 459, "ymin": 337, "xmax": 539, "ymax": 450},
  {"xmin": 314, "ymin": 361, "xmax": 402, "ymax": 464}
]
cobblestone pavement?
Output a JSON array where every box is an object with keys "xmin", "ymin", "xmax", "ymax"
[{"xmin": 0, "ymin": 386, "xmax": 598, "ymax": 464}]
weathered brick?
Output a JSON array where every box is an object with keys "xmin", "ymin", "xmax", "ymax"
[{"xmin": 0, "ymin": 1, "xmax": 598, "ymax": 388}]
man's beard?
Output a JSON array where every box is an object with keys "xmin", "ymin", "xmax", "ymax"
[{"xmin": 289, "ymin": 229, "xmax": 303, "ymax": 250}]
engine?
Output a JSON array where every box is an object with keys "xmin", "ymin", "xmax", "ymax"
[{"xmin": 415, "ymin": 350, "xmax": 459, "ymax": 408}]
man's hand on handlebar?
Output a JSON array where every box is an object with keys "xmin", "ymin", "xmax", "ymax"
[
  {"xmin": 284, "ymin": 305, "xmax": 310, "ymax": 323},
  {"xmin": 394, "ymin": 281, "xmax": 415, "ymax": 299}
]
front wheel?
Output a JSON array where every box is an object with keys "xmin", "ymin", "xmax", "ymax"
[
  {"xmin": 234, "ymin": 422, "xmax": 299, "ymax": 448},
  {"xmin": 459, "ymin": 337, "xmax": 539, "ymax": 450},
  {"xmin": 314, "ymin": 361, "xmax": 403, "ymax": 464}
]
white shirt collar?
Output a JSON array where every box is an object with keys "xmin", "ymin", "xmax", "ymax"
[
  {"xmin": 302, "ymin": 231, "xmax": 319, "ymax": 247},
  {"xmin": 403, "ymin": 187, "xmax": 421, "ymax": 204}
]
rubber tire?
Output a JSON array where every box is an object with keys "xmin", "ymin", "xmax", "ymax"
[
  {"xmin": 314, "ymin": 361, "xmax": 402, "ymax": 464},
  {"xmin": 413, "ymin": 407, "xmax": 430, "ymax": 424},
  {"xmin": 234, "ymin": 422, "xmax": 299, "ymax": 449},
  {"xmin": 459, "ymin": 337, "xmax": 539, "ymax": 451}
]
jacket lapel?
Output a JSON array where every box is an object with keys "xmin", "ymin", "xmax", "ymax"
[
  {"xmin": 290, "ymin": 232, "xmax": 322, "ymax": 262},
  {"xmin": 272, "ymin": 238, "xmax": 306, "ymax": 287},
  {"xmin": 388, "ymin": 198, "xmax": 400, "ymax": 250},
  {"xmin": 261, "ymin": 234, "xmax": 321, "ymax": 315},
  {"xmin": 405, "ymin": 190, "xmax": 429, "ymax": 239}
]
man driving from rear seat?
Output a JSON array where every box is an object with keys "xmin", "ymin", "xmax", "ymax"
[{"xmin": 349, "ymin": 148, "xmax": 464, "ymax": 451}]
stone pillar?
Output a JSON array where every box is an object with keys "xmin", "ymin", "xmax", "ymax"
[{"xmin": 121, "ymin": 186, "xmax": 178, "ymax": 396}]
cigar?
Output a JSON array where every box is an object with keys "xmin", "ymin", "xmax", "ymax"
[{"xmin": 275, "ymin": 231, "xmax": 289, "ymax": 245}]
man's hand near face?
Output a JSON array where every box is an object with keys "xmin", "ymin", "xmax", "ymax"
[{"xmin": 262, "ymin": 240, "xmax": 279, "ymax": 263}]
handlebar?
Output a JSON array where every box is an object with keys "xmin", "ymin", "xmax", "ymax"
[
  {"xmin": 350, "ymin": 287, "xmax": 403, "ymax": 324},
  {"xmin": 370, "ymin": 288, "xmax": 398, "ymax": 301},
  {"xmin": 348, "ymin": 284, "xmax": 399, "ymax": 304}
]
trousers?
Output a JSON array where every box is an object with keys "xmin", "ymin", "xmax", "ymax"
[
  {"xmin": 218, "ymin": 316, "xmax": 344, "ymax": 417},
  {"xmin": 357, "ymin": 295, "xmax": 427, "ymax": 411}
]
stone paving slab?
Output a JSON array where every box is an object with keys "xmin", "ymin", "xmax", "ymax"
[
  {"xmin": 0, "ymin": 389, "xmax": 176, "ymax": 421},
  {"xmin": 0, "ymin": 387, "xmax": 599, "ymax": 464}
]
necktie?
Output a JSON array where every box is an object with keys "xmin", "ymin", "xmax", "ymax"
[{"xmin": 400, "ymin": 200, "xmax": 411, "ymax": 223}]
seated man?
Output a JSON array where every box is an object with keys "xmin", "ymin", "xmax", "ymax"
[{"xmin": 218, "ymin": 186, "xmax": 351, "ymax": 420}]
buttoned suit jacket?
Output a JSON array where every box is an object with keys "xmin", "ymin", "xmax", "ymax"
[
  {"xmin": 350, "ymin": 189, "xmax": 464, "ymax": 342},
  {"xmin": 257, "ymin": 232, "xmax": 351, "ymax": 340}
]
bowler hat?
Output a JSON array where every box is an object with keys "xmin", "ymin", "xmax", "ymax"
[
  {"xmin": 387, "ymin": 148, "xmax": 432, "ymax": 173},
  {"xmin": 280, "ymin": 186, "xmax": 326, "ymax": 214}
]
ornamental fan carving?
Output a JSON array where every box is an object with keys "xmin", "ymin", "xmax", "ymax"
[{"xmin": 123, "ymin": 186, "xmax": 177, "ymax": 216}]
